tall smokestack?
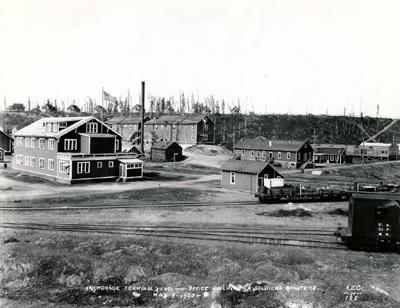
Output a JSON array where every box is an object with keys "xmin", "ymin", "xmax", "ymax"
[{"xmin": 141, "ymin": 81, "xmax": 145, "ymax": 154}]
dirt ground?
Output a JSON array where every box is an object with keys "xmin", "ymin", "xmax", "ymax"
[{"xmin": 0, "ymin": 157, "xmax": 399, "ymax": 307}]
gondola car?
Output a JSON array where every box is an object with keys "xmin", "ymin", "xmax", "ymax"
[{"xmin": 335, "ymin": 192, "xmax": 400, "ymax": 252}]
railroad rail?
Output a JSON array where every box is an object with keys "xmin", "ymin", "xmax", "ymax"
[
  {"xmin": 0, "ymin": 200, "xmax": 260, "ymax": 211},
  {"xmin": 0, "ymin": 222, "xmax": 346, "ymax": 250}
]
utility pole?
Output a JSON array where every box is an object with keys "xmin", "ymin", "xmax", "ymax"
[{"xmin": 140, "ymin": 81, "xmax": 145, "ymax": 154}]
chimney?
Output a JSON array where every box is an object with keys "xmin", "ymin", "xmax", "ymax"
[
  {"xmin": 140, "ymin": 81, "xmax": 145, "ymax": 154},
  {"xmin": 269, "ymin": 140, "xmax": 272, "ymax": 147}
]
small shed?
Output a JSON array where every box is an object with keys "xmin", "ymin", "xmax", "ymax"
[
  {"xmin": 118, "ymin": 158, "xmax": 143, "ymax": 181},
  {"xmin": 220, "ymin": 159, "xmax": 283, "ymax": 193},
  {"xmin": 151, "ymin": 141, "xmax": 182, "ymax": 162}
]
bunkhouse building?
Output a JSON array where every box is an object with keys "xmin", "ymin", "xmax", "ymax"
[
  {"xmin": 0, "ymin": 128, "xmax": 13, "ymax": 162},
  {"xmin": 234, "ymin": 138, "xmax": 313, "ymax": 168},
  {"xmin": 13, "ymin": 116, "xmax": 143, "ymax": 184},
  {"xmin": 220, "ymin": 159, "xmax": 283, "ymax": 193},
  {"xmin": 106, "ymin": 115, "xmax": 151, "ymax": 142},
  {"xmin": 151, "ymin": 141, "xmax": 183, "ymax": 162},
  {"xmin": 143, "ymin": 114, "xmax": 215, "ymax": 149}
]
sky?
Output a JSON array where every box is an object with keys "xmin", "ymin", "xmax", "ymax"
[{"xmin": 1, "ymin": 0, "xmax": 400, "ymax": 117}]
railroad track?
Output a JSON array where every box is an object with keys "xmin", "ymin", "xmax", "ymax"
[
  {"xmin": 0, "ymin": 200, "xmax": 260, "ymax": 211},
  {"xmin": 0, "ymin": 222, "xmax": 345, "ymax": 250}
]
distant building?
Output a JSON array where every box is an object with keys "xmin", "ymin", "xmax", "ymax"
[
  {"xmin": 13, "ymin": 116, "xmax": 141, "ymax": 184},
  {"xmin": 143, "ymin": 114, "xmax": 215, "ymax": 149},
  {"xmin": 220, "ymin": 160, "xmax": 283, "ymax": 193},
  {"xmin": 0, "ymin": 129, "xmax": 13, "ymax": 162},
  {"xmin": 313, "ymin": 144, "xmax": 348, "ymax": 164},
  {"xmin": 151, "ymin": 141, "xmax": 182, "ymax": 162},
  {"xmin": 234, "ymin": 138, "xmax": 313, "ymax": 168},
  {"xmin": 351, "ymin": 142, "xmax": 398, "ymax": 160},
  {"xmin": 106, "ymin": 116, "xmax": 151, "ymax": 142}
]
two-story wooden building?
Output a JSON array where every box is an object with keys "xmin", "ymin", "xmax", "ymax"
[
  {"xmin": 13, "ymin": 116, "xmax": 142, "ymax": 184},
  {"xmin": 234, "ymin": 138, "xmax": 313, "ymax": 168},
  {"xmin": 0, "ymin": 129, "xmax": 13, "ymax": 162},
  {"xmin": 106, "ymin": 115, "xmax": 151, "ymax": 142},
  {"xmin": 142, "ymin": 114, "xmax": 215, "ymax": 151}
]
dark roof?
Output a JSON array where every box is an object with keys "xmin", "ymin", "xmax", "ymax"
[
  {"xmin": 221, "ymin": 159, "xmax": 282, "ymax": 176},
  {"xmin": 146, "ymin": 114, "xmax": 213, "ymax": 125},
  {"xmin": 234, "ymin": 138, "xmax": 309, "ymax": 152},
  {"xmin": 0, "ymin": 129, "xmax": 13, "ymax": 140},
  {"xmin": 152, "ymin": 141, "xmax": 182, "ymax": 150},
  {"xmin": 107, "ymin": 116, "xmax": 150, "ymax": 125},
  {"xmin": 314, "ymin": 144, "xmax": 346, "ymax": 155}
]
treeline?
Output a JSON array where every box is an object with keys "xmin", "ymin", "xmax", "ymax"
[{"xmin": 213, "ymin": 114, "xmax": 397, "ymax": 149}]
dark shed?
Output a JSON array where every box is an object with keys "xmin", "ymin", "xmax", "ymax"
[
  {"xmin": 151, "ymin": 141, "xmax": 183, "ymax": 161},
  {"xmin": 220, "ymin": 159, "xmax": 283, "ymax": 193}
]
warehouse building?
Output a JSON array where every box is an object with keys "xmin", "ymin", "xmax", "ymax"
[{"xmin": 220, "ymin": 159, "xmax": 283, "ymax": 193}]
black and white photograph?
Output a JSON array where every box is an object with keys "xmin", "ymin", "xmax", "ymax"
[{"xmin": 0, "ymin": 0, "xmax": 399, "ymax": 307}]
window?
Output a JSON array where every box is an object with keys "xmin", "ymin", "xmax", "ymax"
[
  {"xmin": 191, "ymin": 134, "xmax": 194, "ymax": 140},
  {"xmin": 173, "ymin": 125, "xmax": 176, "ymax": 130},
  {"xmin": 204, "ymin": 124, "xmax": 209, "ymax": 131},
  {"xmin": 58, "ymin": 122, "xmax": 67, "ymax": 130},
  {"xmin": 48, "ymin": 159, "xmax": 55, "ymax": 171},
  {"xmin": 269, "ymin": 152, "xmax": 273, "ymax": 159},
  {"xmin": 39, "ymin": 158, "xmax": 45, "ymax": 169},
  {"xmin": 51, "ymin": 123, "xmax": 58, "ymax": 132},
  {"xmin": 251, "ymin": 150, "xmax": 254, "ymax": 157},
  {"xmin": 39, "ymin": 138, "xmax": 45, "ymax": 149},
  {"xmin": 262, "ymin": 151, "xmax": 266, "ymax": 157},
  {"xmin": 287, "ymin": 152, "xmax": 291, "ymax": 159},
  {"xmin": 155, "ymin": 125, "xmax": 158, "ymax": 130},
  {"xmin": 278, "ymin": 152, "xmax": 282, "ymax": 159},
  {"xmin": 297, "ymin": 153, "xmax": 302, "ymax": 160},
  {"xmin": 115, "ymin": 139, "xmax": 119, "ymax": 152},
  {"xmin": 48, "ymin": 139, "xmax": 55, "ymax": 150},
  {"xmin": 235, "ymin": 150, "xmax": 240, "ymax": 156},
  {"xmin": 242, "ymin": 150, "xmax": 245, "ymax": 156},
  {"xmin": 108, "ymin": 161, "xmax": 114, "ymax": 168},
  {"xmin": 16, "ymin": 155, "xmax": 24, "ymax": 165},
  {"xmin": 25, "ymin": 156, "xmax": 30, "ymax": 166},
  {"xmin": 46, "ymin": 122, "xmax": 52, "ymax": 132},
  {"xmin": 77, "ymin": 162, "xmax": 90, "ymax": 174},
  {"xmin": 59, "ymin": 161, "xmax": 70, "ymax": 174},
  {"xmin": 97, "ymin": 162, "xmax": 103, "ymax": 168},
  {"xmin": 86, "ymin": 122, "xmax": 98, "ymax": 133},
  {"xmin": 230, "ymin": 172, "xmax": 236, "ymax": 184},
  {"xmin": 191, "ymin": 125, "xmax": 195, "ymax": 131},
  {"xmin": 25, "ymin": 137, "xmax": 30, "ymax": 148},
  {"xmin": 30, "ymin": 138, "xmax": 36, "ymax": 148},
  {"xmin": 64, "ymin": 139, "xmax": 77, "ymax": 151}
]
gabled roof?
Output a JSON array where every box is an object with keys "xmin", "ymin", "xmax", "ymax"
[
  {"xmin": 107, "ymin": 116, "xmax": 150, "ymax": 125},
  {"xmin": 146, "ymin": 114, "xmax": 213, "ymax": 125},
  {"xmin": 0, "ymin": 129, "xmax": 13, "ymax": 140},
  {"xmin": 14, "ymin": 116, "xmax": 122, "ymax": 138},
  {"xmin": 314, "ymin": 144, "xmax": 347, "ymax": 155},
  {"xmin": 221, "ymin": 159, "xmax": 283, "ymax": 176},
  {"xmin": 234, "ymin": 138, "xmax": 309, "ymax": 152},
  {"xmin": 152, "ymin": 140, "xmax": 182, "ymax": 150}
]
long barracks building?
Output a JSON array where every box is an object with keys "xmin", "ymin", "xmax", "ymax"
[{"xmin": 13, "ymin": 116, "xmax": 142, "ymax": 184}]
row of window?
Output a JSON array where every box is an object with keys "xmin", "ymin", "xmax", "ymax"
[
  {"xmin": 236, "ymin": 150, "xmax": 293, "ymax": 160},
  {"xmin": 15, "ymin": 155, "xmax": 55, "ymax": 170},
  {"xmin": 78, "ymin": 161, "xmax": 115, "ymax": 174},
  {"xmin": 43, "ymin": 122, "xmax": 99, "ymax": 134},
  {"xmin": 154, "ymin": 124, "xmax": 195, "ymax": 131},
  {"xmin": 16, "ymin": 137, "xmax": 55, "ymax": 150}
]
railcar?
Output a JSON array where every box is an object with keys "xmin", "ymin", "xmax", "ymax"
[{"xmin": 335, "ymin": 192, "xmax": 400, "ymax": 252}]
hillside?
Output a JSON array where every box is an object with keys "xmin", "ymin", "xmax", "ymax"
[
  {"xmin": 213, "ymin": 113, "xmax": 398, "ymax": 149},
  {"xmin": 1, "ymin": 112, "xmax": 399, "ymax": 150}
]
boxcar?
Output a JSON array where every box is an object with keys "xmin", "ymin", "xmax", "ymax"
[{"xmin": 336, "ymin": 192, "xmax": 400, "ymax": 252}]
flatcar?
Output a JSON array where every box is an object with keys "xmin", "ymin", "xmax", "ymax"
[{"xmin": 335, "ymin": 192, "xmax": 400, "ymax": 252}]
